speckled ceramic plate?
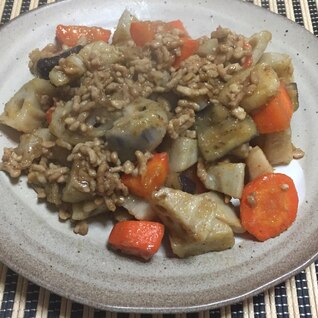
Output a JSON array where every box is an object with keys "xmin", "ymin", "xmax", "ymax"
[{"xmin": 0, "ymin": 0, "xmax": 317, "ymax": 313}]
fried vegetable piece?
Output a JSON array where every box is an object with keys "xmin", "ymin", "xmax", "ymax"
[
  {"xmin": 0, "ymin": 79, "xmax": 57, "ymax": 133},
  {"xmin": 168, "ymin": 136, "xmax": 198, "ymax": 172},
  {"xmin": 198, "ymin": 162, "xmax": 246, "ymax": 198},
  {"xmin": 261, "ymin": 128, "xmax": 293, "ymax": 166},
  {"xmin": 198, "ymin": 115, "xmax": 258, "ymax": 162},
  {"xmin": 108, "ymin": 220, "xmax": 165, "ymax": 260},
  {"xmin": 245, "ymin": 146, "xmax": 273, "ymax": 180},
  {"xmin": 251, "ymin": 84, "xmax": 294, "ymax": 134},
  {"xmin": 122, "ymin": 153, "xmax": 169, "ymax": 198},
  {"xmin": 240, "ymin": 173, "xmax": 298, "ymax": 241},
  {"xmin": 56, "ymin": 25, "xmax": 111, "ymax": 47},
  {"xmin": 112, "ymin": 10, "xmax": 137, "ymax": 44},
  {"xmin": 152, "ymin": 187, "xmax": 244, "ymax": 257},
  {"xmin": 196, "ymin": 104, "xmax": 257, "ymax": 162},
  {"xmin": 240, "ymin": 63, "xmax": 280, "ymax": 113}
]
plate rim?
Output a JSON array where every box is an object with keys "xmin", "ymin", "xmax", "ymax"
[{"xmin": 0, "ymin": 0, "xmax": 318, "ymax": 313}]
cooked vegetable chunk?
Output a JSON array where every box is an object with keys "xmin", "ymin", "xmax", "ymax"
[
  {"xmin": 108, "ymin": 220, "xmax": 164, "ymax": 260},
  {"xmin": 122, "ymin": 195, "xmax": 157, "ymax": 221},
  {"xmin": 151, "ymin": 187, "xmax": 244, "ymax": 257},
  {"xmin": 259, "ymin": 52, "xmax": 294, "ymax": 83},
  {"xmin": 261, "ymin": 128, "xmax": 293, "ymax": 165},
  {"xmin": 240, "ymin": 173, "xmax": 298, "ymax": 241},
  {"xmin": 56, "ymin": 25, "xmax": 111, "ymax": 47},
  {"xmin": 168, "ymin": 136, "xmax": 198, "ymax": 172},
  {"xmin": 106, "ymin": 98, "xmax": 168, "ymax": 161},
  {"xmin": 0, "ymin": 79, "xmax": 57, "ymax": 133},
  {"xmin": 198, "ymin": 162, "xmax": 246, "ymax": 198},
  {"xmin": 248, "ymin": 31, "xmax": 272, "ymax": 65},
  {"xmin": 112, "ymin": 10, "xmax": 137, "ymax": 44},
  {"xmin": 196, "ymin": 104, "xmax": 257, "ymax": 162},
  {"xmin": 36, "ymin": 45, "xmax": 83, "ymax": 79},
  {"xmin": 122, "ymin": 152, "xmax": 169, "ymax": 198},
  {"xmin": 246, "ymin": 146, "xmax": 273, "ymax": 180},
  {"xmin": 240, "ymin": 63, "xmax": 280, "ymax": 113},
  {"xmin": 201, "ymin": 113, "xmax": 254, "ymax": 155},
  {"xmin": 251, "ymin": 84, "xmax": 294, "ymax": 134}
]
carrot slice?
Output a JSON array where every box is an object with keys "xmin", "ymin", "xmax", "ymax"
[
  {"xmin": 56, "ymin": 25, "xmax": 111, "ymax": 47},
  {"xmin": 173, "ymin": 38, "xmax": 199, "ymax": 68},
  {"xmin": 130, "ymin": 20, "xmax": 189, "ymax": 47},
  {"xmin": 240, "ymin": 173, "xmax": 298, "ymax": 241},
  {"xmin": 252, "ymin": 84, "xmax": 294, "ymax": 134},
  {"xmin": 108, "ymin": 220, "xmax": 165, "ymax": 260},
  {"xmin": 122, "ymin": 152, "xmax": 169, "ymax": 198},
  {"xmin": 130, "ymin": 21, "xmax": 160, "ymax": 47}
]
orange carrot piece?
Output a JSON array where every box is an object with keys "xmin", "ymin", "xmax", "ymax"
[
  {"xmin": 165, "ymin": 20, "xmax": 188, "ymax": 35},
  {"xmin": 122, "ymin": 153, "xmax": 169, "ymax": 198},
  {"xmin": 46, "ymin": 106, "xmax": 55, "ymax": 125},
  {"xmin": 130, "ymin": 21, "xmax": 160, "ymax": 47},
  {"xmin": 173, "ymin": 38, "xmax": 199, "ymax": 68},
  {"xmin": 240, "ymin": 173, "xmax": 298, "ymax": 241},
  {"xmin": 108, "ymin": 220, "xmax": 165, "ymax": 260},
  {"xmin": 56, "ymin": 25, "xmax": 111, "ymax": 47},
  {"xmin": 252, "ymin": 84, "xmax": 294, "ymax": 134},
  {"xmin": 130, "ymin": 20, "xmax": 190, "ymax": 47}
]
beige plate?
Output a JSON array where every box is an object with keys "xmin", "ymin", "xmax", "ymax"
[{"xmin": 0, "ymin": 0, "xmax": 317, "ymax": 313}]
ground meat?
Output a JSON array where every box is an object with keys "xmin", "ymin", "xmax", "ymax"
[{"xmin": 167, "ymin": 107, "xmax": 195, "ymax": 139}]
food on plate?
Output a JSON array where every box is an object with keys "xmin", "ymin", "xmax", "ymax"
[
  {"xmin": 240, "ymin": 173, "xmax": 299, "ymax": 241},
  {"xmin": 108, "ymin": 220, "xmax": 164, "ymax": 260},
  {"xmin": 0, "ymin": 10, "xmax": 304, "ymax": 259}
]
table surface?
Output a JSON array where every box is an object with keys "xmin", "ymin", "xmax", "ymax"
[{"xmin": 0, "ymin": 0, "xmax": 318, "ymax": 317}]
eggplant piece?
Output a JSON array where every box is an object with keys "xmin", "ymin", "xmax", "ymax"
[
  {"xmin": 229, "ymin": 143, "xmax": 250, "ymax": 159},
  {"xmin": 164, "ymin": 168, "xmax": 204, "ymax": 194},
  {"xmin": 196, "ymin": 104, "xmax": 258, "ymax": 162},
  {"xmin": 36, "ymin": 45, "xmax": 83, "ymax": 79},
  {"xmin": 179, "ymin": 174, "xmax": 197, "ymax": 194},
  {"xmin": 195, "ymin": 102, "xmax": 228, "ymax": 129},
  {"xmin": 106, "ymin": 98, "xmax": 168, "ymax": 162},
  {"xmin": 195, "ymin": 104, "xmax": 258, "ymax": 161},
  {"xmin": 198, "ymin": 116, "xmax": 257, "ymax": 161}
]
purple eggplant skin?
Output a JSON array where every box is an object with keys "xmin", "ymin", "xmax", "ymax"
[{"xmin": 36, "ymin": 45, "xmax": 83, "ymax": 79}]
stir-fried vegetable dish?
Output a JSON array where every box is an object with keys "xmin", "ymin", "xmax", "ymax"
[{"xmin": 0, "ymin": 11, "xmax": 304, "ymax": 260}]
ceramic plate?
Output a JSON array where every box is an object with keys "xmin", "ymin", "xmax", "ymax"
[{"xmin": 0, "ymin": 0, "xmax": 317, "ymax": 313}]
